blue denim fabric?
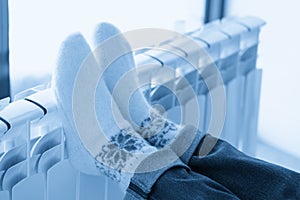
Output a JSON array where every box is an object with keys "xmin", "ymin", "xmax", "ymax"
[
  {"xmin": 124, "ymin": 125, "xmax": 205, "ymax": 200},
  {"xmin": 149, "ymin": 167, "xmax": 240, "ymax": 200},
  {"xmin": 124, "ymin": 149, "xmax": 190, "ymax": 200},
  {"xmin": 125, "ymin": 132, "xmax": 300, "ymax": 199},
  {"xmin": 189, "ymin": 134, "xmax": 300, "ymax": 200}
]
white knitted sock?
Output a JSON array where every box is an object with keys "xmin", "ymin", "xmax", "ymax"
[
  {"xmin": 93, "ymin": 23, "xmax": 182, "ymax": 149},
  {"xmin": 52, "ymin": 32, "xmax": 156, "ymax": 190}
]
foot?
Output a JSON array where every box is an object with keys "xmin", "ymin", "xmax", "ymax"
[
  {"xmin": 52, "ymin": 32, "xmax": 156, "ymax": 190},
  {"xmin": 93, "ymin": 23, "xmax": 182, "ymax": 149}
]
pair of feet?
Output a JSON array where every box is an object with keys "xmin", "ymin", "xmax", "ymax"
[{"xmin": 52, "ymin": 23, "xmax": 182, "ymax": 189}]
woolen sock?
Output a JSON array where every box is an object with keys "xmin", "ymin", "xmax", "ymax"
[
  {"xmin": 93, "ymin": 23, "xmax": 182, "ymax": 149},
  {"xmin": 52, "ymin": 32, "xmax": 156, "ymax": 190}
]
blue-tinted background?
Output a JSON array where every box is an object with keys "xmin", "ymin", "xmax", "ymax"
[{"xmin": 7, "ymin": 0, "xmax": 300, "ymax": 171}]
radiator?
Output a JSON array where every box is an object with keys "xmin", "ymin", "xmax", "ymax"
[{"xmin": 0, "ymin": 16, "xmax": 265, "ymax": 200}]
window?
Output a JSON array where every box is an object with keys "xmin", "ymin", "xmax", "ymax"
[
  {"xmin": 0, "ymin": 0, "xmax": 10, "ymax": 99},
  {"xmin": 8, "ymin": 0, "xmax": 206, "ymax": 97}
]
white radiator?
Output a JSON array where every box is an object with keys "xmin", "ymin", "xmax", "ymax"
[{"xmin": 0, "ymin": 16, "xmax": 265, "ymax": 200}]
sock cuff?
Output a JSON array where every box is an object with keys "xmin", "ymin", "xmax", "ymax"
[
  {"xmin": 171, "ymin": 125, "xmax": 205, "ymax": 164},
  {"xmin": 124, "ymin": 149, "xmax": 189, "ymax": 199}
]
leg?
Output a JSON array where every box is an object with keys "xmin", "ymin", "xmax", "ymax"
[
  {"xmin": 189, "ymin": 134, "xmax": 300, "ymax": 200},
  {"xmin": 149, "ymin": 167, "xmax": 240, "ymax": 200}
]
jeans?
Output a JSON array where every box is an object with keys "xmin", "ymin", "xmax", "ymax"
[{"xmin": 126, "ymin": 133, "xmax": 300, "ymax": 200}]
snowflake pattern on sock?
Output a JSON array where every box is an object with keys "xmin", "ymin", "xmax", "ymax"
[
  {"xmin": 139, "ymin": 110, "xmax": 178, "ymax": 149},
  {"xmin": 94, "ymin": 127, "xmax": 147, "ymax": 181}
]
